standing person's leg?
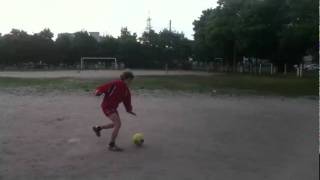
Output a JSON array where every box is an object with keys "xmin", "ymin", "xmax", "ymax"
[
  {"xmin": 108, "ymin": 112, "xmax": 121, "ymax": 144},
  {"xmin": 107, "ymin": 112, "xmax": 123, "ymax": 151}
]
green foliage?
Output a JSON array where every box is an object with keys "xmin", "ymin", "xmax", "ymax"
[
  {"xmin": 193, "ymin": 0, "xmax": 318, "ymax": 68},
  {"xmin": 0, "ymin": 27, "xmax": 193, "ymax": 69},
  {"xmin": 0, "ymin": 29, "xmax": 55, "ymax": 66}
]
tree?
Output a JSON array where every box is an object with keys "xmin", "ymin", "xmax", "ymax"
[
  {"xmin": 193, "ymin": 0, "xmax": 318, "ymax": 71},
  {"xmin": 70, "ymin": 31, "xmax": 98, "ymax": 64},
  {"xmin": 119, "ymin": 27, "xmax": 137, "ymax": 42},
  {"xmin": 158, "ymin": 29, "xmax": 192, "ymax": 68},
  {"xmin": 36, "ymin": 28, "xmax": 54, "ymax": 40},
  {"xmin": 139, "ymin": 29, "xmax": 160, "ymax": 47},
  {"xmin": 193, "ymin": 9, "xmax": 217, "ymax": 62},
  {"xmin": 0, "ymin": 29, "xmax": 32, "ymax": 65},
  {"xmin": 278, "ymin": 0, "xmax": 318, "ymax": 65},
  {"xmin": 98, "ymin": 35, "xmax": 119, "ymax": 57},
  {"xmin": 55, "ymin": 34, "xmax": 73, "ymax": 65},
  {"xmin": 139, "ymin": 29, "xmax": 162, "ymax": 68},
  {"xmin": 117, "ymin": 27, "xmax": 141, "ymax": 68}
]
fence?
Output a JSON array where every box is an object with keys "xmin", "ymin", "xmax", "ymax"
[{"xmin": 192, "ymin": 62, "xmax": 318, "ymax": 77}]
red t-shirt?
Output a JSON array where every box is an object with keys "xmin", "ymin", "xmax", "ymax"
[{"xmin": 95, "ymin": 80, "xmax": 132, "ymax": 112}]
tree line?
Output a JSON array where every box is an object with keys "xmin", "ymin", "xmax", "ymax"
[
  {"xmin": 0, "ymin": 27, "xmax": 191, "ymax": 69},
  {"xmin": 0, "ymin": 0, "xmax": 317, "ymax": 70}
]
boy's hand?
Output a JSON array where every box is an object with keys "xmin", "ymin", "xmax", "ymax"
[{"xmin": 128, "ymin": 111, "xmax": 137, "ymax": 116}]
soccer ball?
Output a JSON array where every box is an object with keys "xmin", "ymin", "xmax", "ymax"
[{"xmin": 132, "ymin": 133, "xmax": 144, "ymax": 146}]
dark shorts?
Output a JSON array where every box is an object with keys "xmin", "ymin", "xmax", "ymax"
[{"xmin": 103, "ymin": 108, "xmax": 118, "ymax": 117}]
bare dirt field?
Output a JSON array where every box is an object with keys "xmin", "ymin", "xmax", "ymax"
[
  {"xmin": 0, "ymin": 89, "xmax": 318, "ymax": 180},
  {"xmin": 0, "ymin": 70, "xmax": 210, "ymax": 79}
]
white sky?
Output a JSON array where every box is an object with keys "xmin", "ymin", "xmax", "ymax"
[{"xmin": 0, "ymin": 0, "xmax": 217, "ymax": 40}]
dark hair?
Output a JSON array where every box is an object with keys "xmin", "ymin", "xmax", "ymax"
[{"xmin": 120, "ymin": 71, "xmax": 134, "ymax": 80}]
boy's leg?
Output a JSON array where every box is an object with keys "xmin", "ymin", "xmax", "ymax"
[
  {"xmin": 100, "ymin": 124, "xmax": 114, "ymax": 129},
  {"xmin": 108, "ymin": 112, "xmax": 121, "ymax": 143},
  {"xmin": 108, "ymin": 112, "xmax": 123, "ymax": 151},
  {"xmin": 92, "ymin": 109, "xmax": 115, "ymax": 137},
  {"xmin": 102, "ymin": 108, "xmax": 116, "ymax": 129},
  {"xmin": 92, "ymin": 124, "xmax": 114, "ymax": 137}
]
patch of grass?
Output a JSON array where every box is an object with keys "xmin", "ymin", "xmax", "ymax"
[
  {"xmin": 0, "ymin": 74, "xmax": 318, "ymax": 97},
  {"xmin": 0, "ymin": 77, "xmax": 106, "ymax": 92},
  {"xmin": 132, "ymin": 74, "xmax": 318, "ymax": 96}
]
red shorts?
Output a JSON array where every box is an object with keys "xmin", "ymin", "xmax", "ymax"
[{"xmin": 103, "ymin": 108, "xmax": 118, "ymax": 117}]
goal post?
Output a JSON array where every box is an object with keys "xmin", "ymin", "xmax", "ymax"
[{"xmin": 80, "ymin": 57, "xmax": 118, "ymax": 71}]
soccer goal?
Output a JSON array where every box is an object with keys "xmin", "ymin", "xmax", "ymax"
[{"xmin": 80, "ymin": 57, "xmax": 118, "ymax": 71}]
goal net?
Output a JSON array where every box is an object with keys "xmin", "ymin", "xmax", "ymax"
[{"xmin": 80, "ymin": 57, "xmax": 121, "ymax": 70}]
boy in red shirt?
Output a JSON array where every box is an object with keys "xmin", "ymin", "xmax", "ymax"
[{"xmin": 92, "ymin": 71, "xmax": 136, "ymax": 151}]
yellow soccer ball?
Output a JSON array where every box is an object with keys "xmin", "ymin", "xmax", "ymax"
[{"xmin": 132, "ymin": 133, "xmax": 144, "ymax": 146}]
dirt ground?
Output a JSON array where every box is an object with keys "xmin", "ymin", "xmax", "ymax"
[
  {"xmin": 0, "ymin": 89, "xmax": 318, "ymax": 180},
  {"xmin": 0, "ymin": 70, "xmax": 210, "ymax": 79}
]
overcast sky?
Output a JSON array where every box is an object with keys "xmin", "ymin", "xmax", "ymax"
[{"xmin": 0, "ymin": 0, "xmax": 217, "ymax": 39}]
